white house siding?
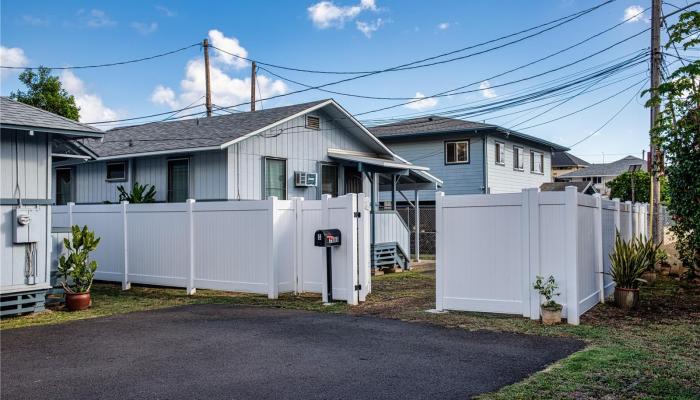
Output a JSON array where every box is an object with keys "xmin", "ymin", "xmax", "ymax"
[
  {"xmin": 68, "ymin": 150, "xmax": 228, "ymax": 203},
  {"xmin": 485, "ymin": 135, "xmax": 552, "ymax": 194},
  {"xmin": 227, "ymin": 110, "xmax": 372, "ymax": 200},
  {"xmin": 1, "ymin": 129, "xmax": 50, "ymax": 293},
  {"xmin": 380, "ymin": 135, "xmax": 485, "ymax": 202}
]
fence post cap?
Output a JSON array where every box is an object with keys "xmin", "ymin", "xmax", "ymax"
[
  {"xmin": 67, "ymin": 202, "xmax": 76, "ymax": 206},
  {"xmin": 186, "ymin": 198, "xmax": 196, "ymax": 203},
  {"xmin": 120, "ymin": 200, "xmax": 129, "ymax": 205}
]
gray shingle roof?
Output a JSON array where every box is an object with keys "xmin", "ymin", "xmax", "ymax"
[
  {"xmin": 540, "ymin": 181, "xmax": 597, "ymax": 194},
  {"xmin": 0, "ymin": 96, "xmax": 103, "ymax": 136},
  {"xmin": 559, "ymin": 155, "xmax": 646, "ymax": 178},
  {"xmin": 369, "ymin": 115, "xmax": 568, "ymax": 151},
  {"xmin": 82, "ymin": 99, "xmax": 329, "ymax": 158},
  {"xmin": 552, "ymin": 151, "xmax": 590, "ymax": 168}
]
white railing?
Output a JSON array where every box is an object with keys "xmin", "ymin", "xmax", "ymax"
[
  {"xmin": 52, "ymin": 194, "xmax": 371, "ymax": 304},
  {"xmin": 374, "ymin": 210, "xmax": 410, "ymax": 257},
  {"xmin": 436, "ymin": 187, "xmax": 649, "ymax": 325}
]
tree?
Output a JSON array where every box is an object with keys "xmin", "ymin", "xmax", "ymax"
[
  {"xmin": 646, "ymin": 11, "xmax": 700, "ymax": 279},
  {"xmin": 606, "ymin": 171, "xmax": 668, "ymax": 203},
  {"xmin": 9, "ymin": 67, "xmax": 80, "ymax": 121}
]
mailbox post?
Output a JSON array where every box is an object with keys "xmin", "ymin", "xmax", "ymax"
[{"xmin": 314, "ymin": 229, "xmax": 341, "ymax": 302}]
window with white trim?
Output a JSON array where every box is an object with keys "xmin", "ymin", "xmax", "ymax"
[
  {"xmin": 445, "ymin": 140, "xmax": 469, "ymax": 164},
  {"xmin": 106, "ymin": 161, "xmax": 127, "ymax": 181},
  {"xmin": 495, "ymin": 141, "xmax": 505, "ymax": 165},
  {"xmin": 513, "ymin": 146, "xmax": 524, "ymax": 170},
  {"xmin": 264, "ymin": 157, "xmax": 287, "ymax": 200},
  {"xmin": 530, "ymin": 151, "xmax": 544, "ymax": 174}
]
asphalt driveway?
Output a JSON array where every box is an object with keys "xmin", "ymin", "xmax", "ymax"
[{"xmin": 1, "ymin": 305, "xmax": 583, "ymax": 399}]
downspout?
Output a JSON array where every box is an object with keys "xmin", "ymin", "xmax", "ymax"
[{"xmin": 482, "ymin": 133, "xmax": 489, "ymax": 194}]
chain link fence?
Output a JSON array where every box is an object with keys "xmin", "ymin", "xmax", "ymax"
[{"xmin": 395, "ymin": 205, "xmax": 436, "ymax": 257}]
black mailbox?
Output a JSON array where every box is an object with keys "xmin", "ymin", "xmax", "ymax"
[{"xmin": 314, "ymin": 229, "xmax": 341, "ymax": 247}]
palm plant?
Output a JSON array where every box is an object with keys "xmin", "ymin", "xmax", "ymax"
[{"xmin": 117, "ymin": 182, "xmax": 156, "ymax": 203}]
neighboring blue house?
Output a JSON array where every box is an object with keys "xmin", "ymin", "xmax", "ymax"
[{"xmin": 371, "ymin": 116, "xmax": 569, "ymax": 202}]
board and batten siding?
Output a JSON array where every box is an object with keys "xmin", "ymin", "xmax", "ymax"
[
  {"xmin": 227, "ymin": 109, "xmax": 371, "ymax": 200},
  {"xmin": 65, "ymin": 150, "xmax": 228, "ymax": 203},
  {"xmin": 485, "ymin": 135, "xmax": 552, "ymax": 194},
  {"xmin": 1, "ymin": 129, "xmax": 51, "ymax": 293},
  {"xmin": 379, "ymin": 135, "xmax": 485, "ymax": 202}
]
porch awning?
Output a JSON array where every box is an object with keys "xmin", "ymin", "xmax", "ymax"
[{"xmin": 327, "ymin": 148, "xmax": 442, "ymax": 190}]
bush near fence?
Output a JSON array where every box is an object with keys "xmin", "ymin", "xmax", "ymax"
[
  {"xmin": 52, "ymin": 195, "xmax": 371, "ymax": 305},
  {"xmin": 435, "ymin": 187, "xmax": 649, "ymax": 325}
]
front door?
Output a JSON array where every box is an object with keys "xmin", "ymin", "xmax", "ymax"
[{"xmin": 344, "ymin": 166, "xmax": 363, "ymax": 194}]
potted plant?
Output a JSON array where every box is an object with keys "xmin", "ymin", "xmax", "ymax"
[
  {"xmin": 58, "ymin": 225, "xmax": 100, "ymax": 311},
  {"xmin": 533, "ymin": 275, "xmax": 562, "ymax": 325},
  {"xmin": 607, "ymin": 233, "xmax": 647, "ymax": 309}
]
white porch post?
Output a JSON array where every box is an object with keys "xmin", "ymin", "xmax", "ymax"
[{"xmin": 414, "ymin": 190, "xmax": 420, "ymax": 262}]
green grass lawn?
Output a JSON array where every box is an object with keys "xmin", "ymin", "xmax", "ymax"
[{"xmin": 2, "ymin": 268, "xmax": 699, "ymax": 399}]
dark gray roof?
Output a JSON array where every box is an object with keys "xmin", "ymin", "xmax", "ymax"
[
  {"xmin": 559, "ymin": 155, "xmax": 646, "ymax": 178},
  {"xmin": 369, "ymin": 115, "xmax": 568, "ymax": 151},
  {"xmin": 0, "ymin": 96, "xmax": 103, "ymax": 136},
  {"xmin": 552, "ymin": 151, "xmax": 590, "ymax": 168},
  {"xmin": 82, "ymin": 99, "xmax": 329, "ymax": 158},
  {"xmin": 540, "ymin": 181, "xmax": 597, "ymax": 194}
]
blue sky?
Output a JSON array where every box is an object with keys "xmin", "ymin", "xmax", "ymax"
[{"xmin": 0, "ymin": 0, "xmax": 691, "ymax": 163}]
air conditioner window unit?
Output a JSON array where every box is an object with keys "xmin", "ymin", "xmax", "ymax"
[{"xmin": 295, "ymin": 171, "xmax": 317, "ymax": 187}]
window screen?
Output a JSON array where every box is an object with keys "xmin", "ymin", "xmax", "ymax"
[
  {"xmin": 445, "ymin": 140, "xmax": 469, "ymax": 164},
  {"xmin": 530, "ymin": 151, "xmax": 544, "ymax": 173},
  {"xmin": 513, "ymin": 146, "xmax": 524, "ymax": 170},
  {"xmin": 168, "ymin": 159, "xmax": 189, "ymax": 202},
  {"xmin": 321, "ymin": 164, "xmax": 338, "ymax": 197},
  {"xmin": 265, "ymin": 158, "xmax": 287, "ymax": 199},
  {"xmin": 495, "ymin": 142, "xmax": 505, "ymax": 165},
  {"xmin": 106, "ymin": 162, "xmax": 127, "ymax": 181}
]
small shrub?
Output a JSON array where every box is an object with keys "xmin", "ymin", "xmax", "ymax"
[
  {"xmin": 608, "ymin": 233, "xmax": 648, "ymax": 289},
  {"xmin": 533, "ymin": 275, "xmax": 562, "ymax": 311},
  {"xmin": 58, "ymin": 225, "xmax": 100, "ymax": 294}
]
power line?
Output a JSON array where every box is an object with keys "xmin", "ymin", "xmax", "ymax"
[
  {"xmin": 569, "ymin": 80, "xmax": 648, "ymax": 147},
  {"xmin": 0, "ymin": 43, "xmax": 201, "ymax": 70},
  {"xmin": 209, "ymin": 0, "xmax": 616, "ymax": 76}
]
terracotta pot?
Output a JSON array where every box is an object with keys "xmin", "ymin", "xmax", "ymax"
[
  {"xmin": 614, "ymin": 287, "xmax": 639, "ymax": 310},
  {"xmin": 65, "ymin": 292, "xmax": 91, "ymax": 311},
  {"xmin": 540, "ymin": 307, "xmax": 562, "ymax": 325}
]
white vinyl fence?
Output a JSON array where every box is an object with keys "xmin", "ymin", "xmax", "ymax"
[
  {"xmin": 436, "ymin": 187, "xmax": 649, "ymax": 325},
  {"xmin": 53, "ymin": 194, "xmax": 371, "ymax": 304}
]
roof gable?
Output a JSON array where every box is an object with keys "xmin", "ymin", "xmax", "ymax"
[
  {"xmin": 559, "ymin": 155, "xmax": 646, "ymax": 178},
  {"xmin": 0, "ymin": 96, "xmax": 103, "ymax": 137},
  {"xmin": 552, "ymin": 151, "xmax": 590, "ymax": 167}
]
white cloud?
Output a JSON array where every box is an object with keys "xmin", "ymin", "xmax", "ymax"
[
  {"xmin": 77, "ymin": 9, "xmax": 116, "ymax": 28},
  {"xmin": 307, "ymin": 0, "xmax": 381, "ymax": 36},
  {"xmin": 0, "ymin": 46, "xmax": 29, "ymax": 79},
  {"xmin": 479, "ymin": 80, "xmax": 497, "ymax": 99},
  {"xmin": 22, "ymin": 15, "xmax": 48, "ymax": 26},
  {"xmin": 437, "ymin": 22, "xmax": 450, "ymax": 30},
  {"xmin": 356, "ymin": 18, "xmax": 384, "ymax": 38},
  {"xmin": 60, "ymin": 70, "xmax": 118, "ymax": 123},
  {"xmin": 155, "ymin": 5, "xmax": 176, "ymax": 17},
  {"xmin": 622, "ymin": 5, "xmax": 647, "ymax": 23},
  {"xmin": 208, "ymin": 29, "xmax": 249, "ymax": 69},
  {"xmin": 131, "ymin": 21, "xmax": 158, "ymax": 35},
  {"xmin": 151, "ymin": 31, "xmax": 287, "ymax": 111},
  {"xmin": 404, "ymin": 92, "xmax": 438, "ymax": 111}
]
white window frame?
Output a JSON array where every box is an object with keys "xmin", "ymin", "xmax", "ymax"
[
  {"xmin": 495, "ymin": 141, "xmax": 505, "ymax": 166},
  {"xmin": 106, "ymin": 161, "xmax": 128, "ymax": 182},
  {"xmin": 513, "ymin": 146, "xmax": 524, "ymax": 171},
  {"xmin": 263, "ymin": 157, "xmax": 288, "ymax": 200},
  {"xmin": 530, "ymin": 150, "xmax": 544, "ymax": 174},
  {"xmin": 444, "ymin": 139, "xmax": 470, "ymax": 165}
]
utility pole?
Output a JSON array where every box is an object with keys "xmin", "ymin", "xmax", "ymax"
[
  {"xmin": 649, "ymin": 0, "xmax": 663, "ymax": 244},
  {"xmin": 250, "ymin": 61, "xmax": 257, "ymax": 112},
  {"xmin": 203, "ymin": 38, "xmax": 212, "ymax": 117}
]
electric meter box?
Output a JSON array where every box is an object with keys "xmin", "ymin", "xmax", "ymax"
[
  {"xmin": 13, "ymin": 207, "xmax": 41, "ymax": 244},
  {"xmin": 314, "ymin": 229, "xmax": 341, "ymax": 247}
]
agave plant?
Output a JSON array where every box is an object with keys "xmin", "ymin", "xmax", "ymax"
[
  {"xmin": 117, "ymin": 182, "xmax": 156, "ymax": 203},
  {"xmin": 608, "ymin": 232, "xmax": 648, "ymax": 289},
  {"xmin": 636, "ymin": 235, "xmax": 662, "ymax": 272}
]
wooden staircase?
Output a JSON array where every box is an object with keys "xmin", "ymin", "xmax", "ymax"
[{"xmin": 373, "ymin": 242, "xmax": 409, "ymax": 271}]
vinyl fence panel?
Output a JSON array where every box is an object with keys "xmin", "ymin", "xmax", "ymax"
[{"xmin": 436, "ymin": 187, "xmax": 649, "ymax": 325}]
